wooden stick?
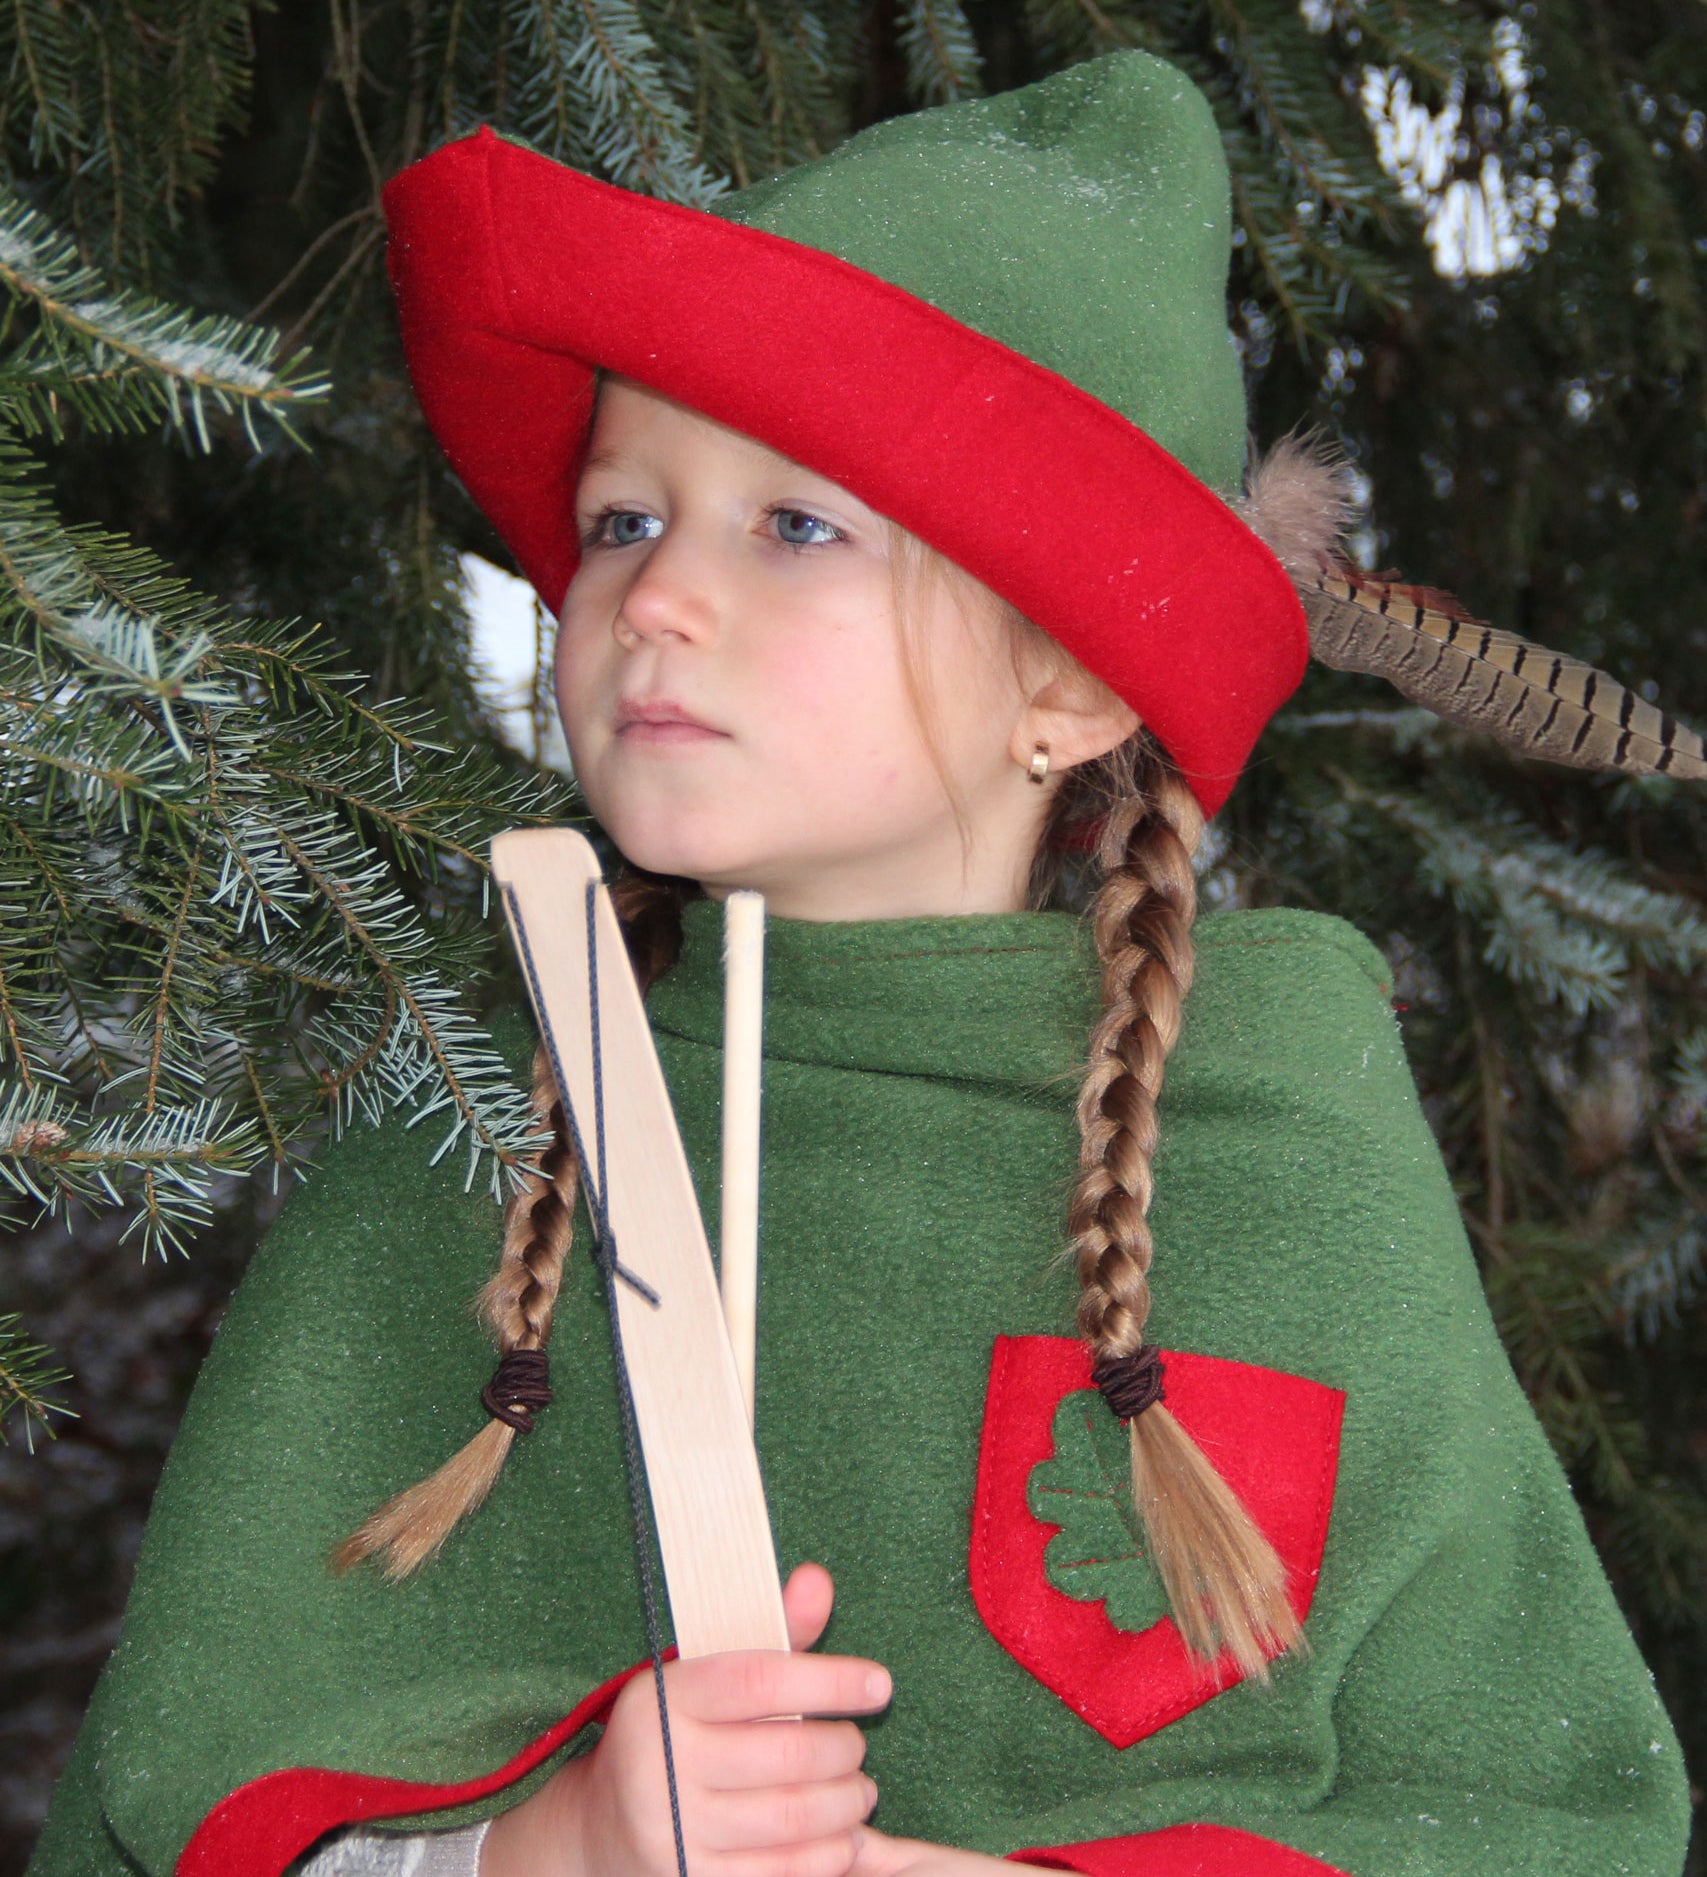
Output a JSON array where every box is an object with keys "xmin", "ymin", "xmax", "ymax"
[{"xmin": 720, "ymin": 892, "xmax": 765, "ymax": 1429}]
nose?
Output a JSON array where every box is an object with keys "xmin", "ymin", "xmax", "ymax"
[{"xmin": 612, "ymin": 530, "xmax": 720, "ymax": 651}]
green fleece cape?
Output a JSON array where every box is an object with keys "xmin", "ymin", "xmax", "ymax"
[{"xmin": 29, "ymin": 904, "xmax": 1689, "ymax": 1877}]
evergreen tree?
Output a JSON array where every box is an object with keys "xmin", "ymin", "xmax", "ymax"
[
  {"xmin": 0, "ymin": 1, "xmax": 1702, "ymax": 1866},
  {"xmin": 0, "ymin": 189, "xmax": 569, "ymax": 1415}
]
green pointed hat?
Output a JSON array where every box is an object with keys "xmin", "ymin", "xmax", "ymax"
[{"xmin": 712, "ymin": 52, "xmax": 1250, "ymax": 499}]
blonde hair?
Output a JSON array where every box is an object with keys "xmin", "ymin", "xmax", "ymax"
[
  {"xmin": 1043, "ymin": 730, "xmax": 1300, "ymax": 1678},
  {"xmin": 338, "ymin": 445, "xmax": 1299, "ymax": 1678}
]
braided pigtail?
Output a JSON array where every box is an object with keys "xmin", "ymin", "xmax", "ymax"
[
  {"xmin": 1064, "ymin": 735, "xmax": 1301, "ymax": 1679},
  {"xmin": 334, "ymin": 871, "xmax": 689, "ymax": 1580}
]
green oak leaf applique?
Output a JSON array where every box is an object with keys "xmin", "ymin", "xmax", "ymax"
[{"xmin": 1026, "ymin": 1388, "xmax": 1171, "ymax": 1634}]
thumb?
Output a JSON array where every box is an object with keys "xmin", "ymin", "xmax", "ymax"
[
  {"xmin": 782, "ymin": 1560, "xmax": 835, "ymax": 1651},
  {"xmin": 846, "ymin": 1826, "xmax": 914, "ymax": 1877}
]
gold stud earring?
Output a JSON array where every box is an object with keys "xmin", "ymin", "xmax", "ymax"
[{"xmin": 1027, "ymin": 743, "xmax": 1051, "ymax": 785}]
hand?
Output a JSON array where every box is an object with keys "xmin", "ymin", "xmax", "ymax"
[
  {"xmin": 848, "ymin": 1829, "xmax": 1019, "ymax": 1877},
  {"xmin": 481, "ymin": 1562, "xmax": 889, "ymax": 1877}
]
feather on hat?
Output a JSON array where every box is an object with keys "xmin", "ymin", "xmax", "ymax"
[{"xmin": 1238, "ymin": 435, "xmax": 1706, "ymax": 780}]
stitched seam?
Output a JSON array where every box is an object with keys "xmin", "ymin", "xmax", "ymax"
[
  {"xmin": 773, "ymin": 943, "xmax": 1063, "ymax": 965},
  {"xmin": 1300, "ymin": 1388, "xmax": 1346, "ymax": 1615},
  {"xmin": 646, "ymin": 1033, "xmax": 1075, "ymax": 1089},
  {"xmin": 1036, "ymin": 1486, "xmax": 1149, "ymax": 1516},
  {"xmin": 1033, "ymin": 1485, "xmax": 1136, "ymax": 1503}
]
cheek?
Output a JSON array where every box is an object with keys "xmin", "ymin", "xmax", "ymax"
[
  {"xmin": 918, "ymin": 604, "xmax": 1029, "ymax": 779},
  {"xmin": 552, "ymin": 608, "xmax": 610, "ymax": 744},
  {"xmin": 771, "ymin": 665, "xmax": 921, "ymax": 812},
  {"xmin": 757, "ymin": 611, "xmax": 918, "ymax": 763}
]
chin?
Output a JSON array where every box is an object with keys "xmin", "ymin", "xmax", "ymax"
[{"xmin": 599, "ymin": 811, "xmax": 762, "ymax": 888}]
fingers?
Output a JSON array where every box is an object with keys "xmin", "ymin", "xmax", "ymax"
[
  {"xmin": 673, "ymin": 1648, "xmax": 891, "ymax": 1724},
  {"xmin": 844, "ymin": 1825, "xmax": 915, "ymax": 1877},
  {"xmin": 783, "ymin": 1561, "xmax": 836, "ymax": 1652},
  {"xmin": 699, "ymin": 1716, "xmax": 867, "ymax": 1792},
  {"xmin": 706, "ymin": 1833, "xmax": 869, "ymax": 1877},
  {"xmin": 584, "ymin": 1650, "xmax": 891, "ymax": 1877},
  {"xmin": 698, "ymin": 1771, "xmax": 877, "ymax": 1854}
]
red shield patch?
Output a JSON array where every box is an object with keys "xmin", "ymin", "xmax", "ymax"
[{"xmin": 970, "ymin": 1336, "xmax": 1344, "ymax": 1747}]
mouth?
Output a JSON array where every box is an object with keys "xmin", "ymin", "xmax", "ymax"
[{"xmin": 613, "ymin": 698, "xmax": 729, "ymax": 745}]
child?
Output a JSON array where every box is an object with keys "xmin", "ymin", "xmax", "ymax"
[{"xmin": 29, "ymin": 49, "xmax": 1691, "ymax": 1877}]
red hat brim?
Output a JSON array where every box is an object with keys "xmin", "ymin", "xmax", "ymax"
[{"xmin": 382, "ymin": 128, "xmax": 1306, "ymax": 814}]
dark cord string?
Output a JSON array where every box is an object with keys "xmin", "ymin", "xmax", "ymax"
[
  {"xmin": 584, "ymin": 880, "xmax": 691, "ymax": 1877},
  {"xmin": 498, "ymin": 879, "xmax": 687, "ymax": 1877},
  {"xmin": 501, "ymin": 883, "xmax": 657, "ymax": 1307}
]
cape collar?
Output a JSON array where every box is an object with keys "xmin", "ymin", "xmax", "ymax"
[{"xmin": 646, "ymin": 898, "xmax": 1100, "ymax": 1090}]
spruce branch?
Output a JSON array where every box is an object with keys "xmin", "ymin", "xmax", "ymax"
[
  {"xmin": 0, "ymin": 194, "xmax": 568, "ymax": 1253},
  {"xmin": 1333, "ymin": 0, "xmax": 1467, "ymax": 91},
  {"xmin": 1210, "ymin": 0, "xmax": 1387, "ymax": 225},
  {"xmin": 0, "ymin": 0, "xmax": 84, "ymax": 168},
  {"xmin": 0, "ymin": 1312, "xmax": 73, "ymax": 1450},
  {"xmin": 896, "ymin": 0, "xmax": 984, "ymax": 104},
  {"xmin": 1670, "ymin": 1029, "xmax": 1707, "ymax": 1120},
  {"xmin": 734, "ymin": 0, "xmax": 836, "ymax": 169},
  {"xmin": 514, "ymin": 0, "xmax": 729, "ymax": 203},
  {"xmin": 0, "ymin": 1079, "xmax": 257, "ymax": 1248},
  {"xmin": 0, "ymin": 191, "xmax": 327, "ymax": 450},
  {"xmin": 1482, "ymin": 1214, "xmax": 1707, "ymax": 1625},
  {"xmin": 1606, "ymin": 1215, "xmax": 1704, "ymax": 1345},
  {"xmin": 1021, "ymin": 0, "xmax": 1155, "ymax": 67},
  {"xmin": 255, "ymin": 805, "xmax": 545, "ymax": 1187},
  {"xmin": 565, "ymin": 0, "xmax": 728, "ymax": 204},
  {"xmin": 1345, "ymin": 785, "xmax": 1707, "ymax": 1013},
  {"xmin": 646, "ymin": 0, "xmax": 786, "ymax": 182}
]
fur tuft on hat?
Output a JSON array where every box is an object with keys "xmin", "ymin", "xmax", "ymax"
[{"xmin": 1236, "ymin": 432, "xmax": 1359, "ymax": 582}]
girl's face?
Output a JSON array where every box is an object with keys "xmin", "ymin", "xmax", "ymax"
[{"xmin": 555, "ymin": 378, "xmax": 1127, "ymax": 919}]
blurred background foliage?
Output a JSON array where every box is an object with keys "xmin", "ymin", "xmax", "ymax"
[{"xmin": 0, "ymin": 0, "xmax": 1702, "ymax": 1868}]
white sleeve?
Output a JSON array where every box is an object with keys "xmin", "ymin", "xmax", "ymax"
[{"xmin": 295, "ymin": 1818, "xmax": 491, "ymax": 1877}]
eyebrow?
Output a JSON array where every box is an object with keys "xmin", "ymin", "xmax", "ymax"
[{"xmin": 577, "ymin": 438, "xmax": 856, "ymax": 502}]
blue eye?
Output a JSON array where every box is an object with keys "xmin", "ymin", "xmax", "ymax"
[
  {"xmin": 585, "ymin": 506, "xmax": 664, "ymax": 548},
  {"xmin": 583, "ymin": 504, "xmax": 842, "ymax": 551},
  {"xmin": 601, "ymin": 509, "xmax": 660, "ymax": 547},
  {"xmin": 773, "ymin": 508, "xmax": 841, "ymax": 547}
]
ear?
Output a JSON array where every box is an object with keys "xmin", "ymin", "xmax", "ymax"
[{"xmin": 1009, "ymin": 668, "xmax": 1140, "ymax": 775}]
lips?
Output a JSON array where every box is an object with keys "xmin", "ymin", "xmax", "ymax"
[{"xmin": 613, "ymin": 697, "xmax": 728, "ymax": 742}]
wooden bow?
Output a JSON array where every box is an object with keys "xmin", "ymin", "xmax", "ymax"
[{"xmin": 492, "ymin": 827, "xmax": 788, "ymax": 1659}]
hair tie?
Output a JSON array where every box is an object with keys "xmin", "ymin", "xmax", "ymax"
[
  {"xmin": 1092, "ymin": 1345, "xmax": 1166, "ymax": 1422},
  {"xmin": 481, "ymin": 1348, "xmax": 554, "ymax": 1434}
]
